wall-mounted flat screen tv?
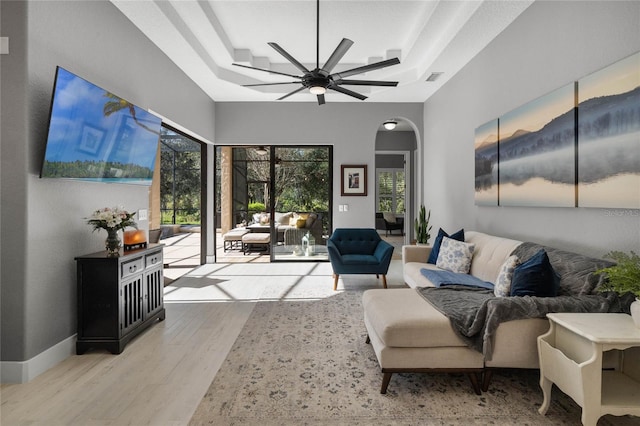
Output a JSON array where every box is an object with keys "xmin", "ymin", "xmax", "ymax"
[{"xmin": 40, "ymin": 67, "xmax": 162, "ymax": 185}]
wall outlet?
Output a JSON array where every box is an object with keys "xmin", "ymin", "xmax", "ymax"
[
  {"xmin": 343, "ymin": 204, "xmax": 349, "ymax": 212},
  {"xmin": 138, "ymin": 209, "xmax": 148, "ymax": 221}
]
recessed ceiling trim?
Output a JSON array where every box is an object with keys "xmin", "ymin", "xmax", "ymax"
[{"xmin": 112, "ymin": 0, "xmax": 534, "ymax": 103}]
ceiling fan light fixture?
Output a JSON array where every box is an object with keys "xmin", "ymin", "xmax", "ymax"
[
  {"xmin": 309, "ymin": 85, "xmax": 327, "ymax": 95},
  {"xmin": 255, "ymin": 146, "xmax": 268, "ymax": 155},
  {"xmin": 383, "ymin": 120, "xmax": 397, "ymax": 130},
  {"xmin": 232, "ymin": 0, "xmax": 400, "ymax": 104}
]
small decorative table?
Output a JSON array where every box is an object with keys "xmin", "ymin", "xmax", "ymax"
[{"xmin": 537, "ymin": 313, "xmax": 640, "ymax": 426}]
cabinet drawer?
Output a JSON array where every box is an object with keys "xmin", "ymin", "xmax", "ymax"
[
  {"xmin": 121, "ymin": 257, "xmax": 144, "ymax": 279},
  {"xmin": 146, "ymin": 251, "xmax": 163, "ymax": 268}
]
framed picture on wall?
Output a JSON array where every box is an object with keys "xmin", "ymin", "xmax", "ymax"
[{"xmin": 341, "ymin": 164, "xmax": 367, "ymax": 196}]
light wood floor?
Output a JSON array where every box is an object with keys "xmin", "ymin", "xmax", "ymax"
[
  {"xmin": 0, "ymin": 302, "xmax": 255, "ymax": 426},
  {"xmin": 1, "ymin": 260, "xmax": 405, "ymax": 426}
]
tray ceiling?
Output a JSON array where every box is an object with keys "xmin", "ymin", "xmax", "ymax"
[{"xmin": 112, "ymin": 0, "xmax": 533, "ymax": 103}]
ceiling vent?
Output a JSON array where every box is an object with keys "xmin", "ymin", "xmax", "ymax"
[{"xmin": 426, "ymin": 72, "xmax": 443, "ymax": 82}]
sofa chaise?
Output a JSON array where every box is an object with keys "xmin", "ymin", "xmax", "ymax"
[{"xmin": 363, "ymin": 230, "xmax": 632, "ymax": 394}]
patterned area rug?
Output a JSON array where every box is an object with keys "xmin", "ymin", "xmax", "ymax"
[{"xmin": 189, "ymin": 289, "xmax": 637, "ymax": 425}]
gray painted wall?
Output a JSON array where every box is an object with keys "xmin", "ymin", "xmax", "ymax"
[
  {"xmin": 423, "ymin": 0, "xmax": 640, "ymax": 257},
  {"xmin": 1, "ymin": 1, "xmax": 215, "ymax": 363},
  {"xmin": 215, "ymin": 102, "xmax": 423, "ymax": 229}
]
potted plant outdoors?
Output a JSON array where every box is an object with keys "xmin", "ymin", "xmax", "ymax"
[
  {"xmin": 414, "ymin": 205, "xmax": 432, "ymax": 245},
  {"xmin": 596, "ymin": 251, "xmax": 640, "ymax": 328}
]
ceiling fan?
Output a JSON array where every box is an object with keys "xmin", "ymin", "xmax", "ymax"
[{"xmin": 232, "ymin": 0, "xmax": 400, "ymax": 105}]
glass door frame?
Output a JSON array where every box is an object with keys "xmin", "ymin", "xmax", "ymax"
[
  {"xmin": 159, "ymin": 124, "xmax": 207, "ymax": 266},
  {"xmin": 269, "ymin": 145, "xmax": 332, "ymax": 262},
  {"xmin": 213, "ymin": 144, "xmax": 332, "ymax": 263}
]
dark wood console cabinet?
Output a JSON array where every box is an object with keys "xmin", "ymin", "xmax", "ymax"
[{"xmin": 75, "ymin": 244, "xmax": 165, "ymax": 355}]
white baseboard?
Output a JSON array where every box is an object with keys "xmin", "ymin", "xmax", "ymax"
[{"xmin": 1, "ymin": 334, "xmax": 76, "ymax": 383}]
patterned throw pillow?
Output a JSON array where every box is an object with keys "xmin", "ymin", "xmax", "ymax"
[
  {"xmin": 436, "ymin": 236, "xmax": 475, "ymax": 274},
  {"xmin": 494, "ymin": 255, "xmax": 520, "ymax": 297}
]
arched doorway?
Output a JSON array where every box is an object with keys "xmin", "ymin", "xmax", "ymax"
[{"xmin": 374, "ymin": 119, "xmax": 419, "ymax": 246}]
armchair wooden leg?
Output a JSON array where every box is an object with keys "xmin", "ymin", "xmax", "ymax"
[
  {"xmin": 333, "ymin": 273, "xmax": 339, "ymax": 291},
  {"xmin": 381, "ymin": 371, "xmax": 393, "ymax": 394},
  {"xmin": 381, "ymin": 275, "xmax": 388, "ymax": 288}
]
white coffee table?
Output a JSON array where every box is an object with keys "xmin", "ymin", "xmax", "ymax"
[{"xmin": 537, "ymin": 312, "xmax": 640, "ymax": 425}]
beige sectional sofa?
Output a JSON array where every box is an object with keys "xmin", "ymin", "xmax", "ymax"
[{"xmin": 363, "ymin": 231, "xmax": 621, "ymax": 394}]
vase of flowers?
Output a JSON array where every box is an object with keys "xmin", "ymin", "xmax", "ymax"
[{"xmin": 87, "ymin": 206, "xmax": 137, "ymax": 257}]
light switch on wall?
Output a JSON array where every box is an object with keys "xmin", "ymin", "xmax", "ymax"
[
  {"xmin": 138, "ymin": 209, "xmax": 148, "ymax": 221},
  {"xmin": 338, "ymin": 205, "xmax": 344, "ymax": 212},
  {"xmin": 344, "ymin": 204, "xmax": 349, "ymax": 212}
]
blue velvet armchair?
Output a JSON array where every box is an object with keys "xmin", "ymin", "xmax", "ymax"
[{"xmin": 327, "ymin": 228, "xmax": 394, "ymax": 291}]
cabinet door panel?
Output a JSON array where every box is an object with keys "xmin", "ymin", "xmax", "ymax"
[
  {"xmin": 120, "ymin": 275, "xmax": 144, "ymax": 336},
  {"xmin": 145, "ymin": 266, "xmax": 164, "ymax": 318},
  {"xmin": 78, "ymin": 261, "xmax": 119, "ymax": 339}
]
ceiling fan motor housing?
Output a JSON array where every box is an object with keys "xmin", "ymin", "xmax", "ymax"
[{"xmin": 304, "ymin": 71, "xmax": 331, "ymax": 89}]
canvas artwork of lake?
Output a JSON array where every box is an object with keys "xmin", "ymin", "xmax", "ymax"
[
  {"xmin": 499, "ymin": 83, "xmax": 577, "ymax": 207},
  {"xmin": 577, "ymin": 52, "xmax": 640, "ymax": 209},
  {"xmin": 474, "ymin": 119, "xmax": 499, "ymax": 205}
]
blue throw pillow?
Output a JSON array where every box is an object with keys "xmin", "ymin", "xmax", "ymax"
[
  {"xmin": 427, "ymin": 228, "xmax": 465, "ymax": 264},
  {"xmin": 510, "ymin": 249, "xmax": 560, "ymax": 297}
]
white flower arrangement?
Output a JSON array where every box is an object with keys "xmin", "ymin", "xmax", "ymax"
[{"xmin": 86, "ymin": 206, "xmax": 137, "ymax": 232}]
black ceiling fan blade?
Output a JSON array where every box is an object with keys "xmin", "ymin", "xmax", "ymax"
[
  {"xmin": 331, "ymin": 57, "xmax": 400, "ymax": 80},
  {"xmin": 321, "ymin": 38, "xmax": 354, "ymax": 74},
  {"xmin": 317, "ymin": 94, "xmax": 325, "ymax": 105},
  {"xmin": 277, "ymin": 86, "xmax": 306, "ymax": 101},
  {"xmin": 232, "ymin": 63, "xmax": 301, "ymax": 79},
  {"xmin": 268, "ymin": 42, "xmax": 310, "ymax": 74},
  {"xmin": 334, "ymin": 79, "xmax": 398, "ymax": 87},
  {"xmin": 329, "ymin": 85, "xmax": 367, "ymax": 101},
  {"xmin": 242, "ymin": 82, "xmax": 301, "ymax": 87}
]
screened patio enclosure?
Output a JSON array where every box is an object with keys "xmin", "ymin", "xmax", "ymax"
[{"xmin": 216, "ymin": 145, "xmax": 332, "ymax": 262}]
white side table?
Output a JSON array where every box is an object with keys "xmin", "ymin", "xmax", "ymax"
[{"xmin": 538, "ymin": 313, "xmax": 640, "ymax": 426}]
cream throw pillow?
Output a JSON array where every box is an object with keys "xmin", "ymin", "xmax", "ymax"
[{"xmin": 436, "ymin": 236, "xmax": 475, "ymax": 274}]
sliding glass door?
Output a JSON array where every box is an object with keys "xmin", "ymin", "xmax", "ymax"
[
  {"xmin": 158, "ymin": 126, "xmax": 205, "ymax": 268},
  {"xmin": 271, "ymin": 146, "xmax": 331, "ymax": 261},
  {"xmin": 215, "ymin": 145, "xmax": 332, "ymax": 262}
]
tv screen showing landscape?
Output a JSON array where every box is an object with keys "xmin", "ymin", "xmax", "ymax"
[{"xmin": 40, "ymin": 67, "xmax": 162, "ymax": 185}]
